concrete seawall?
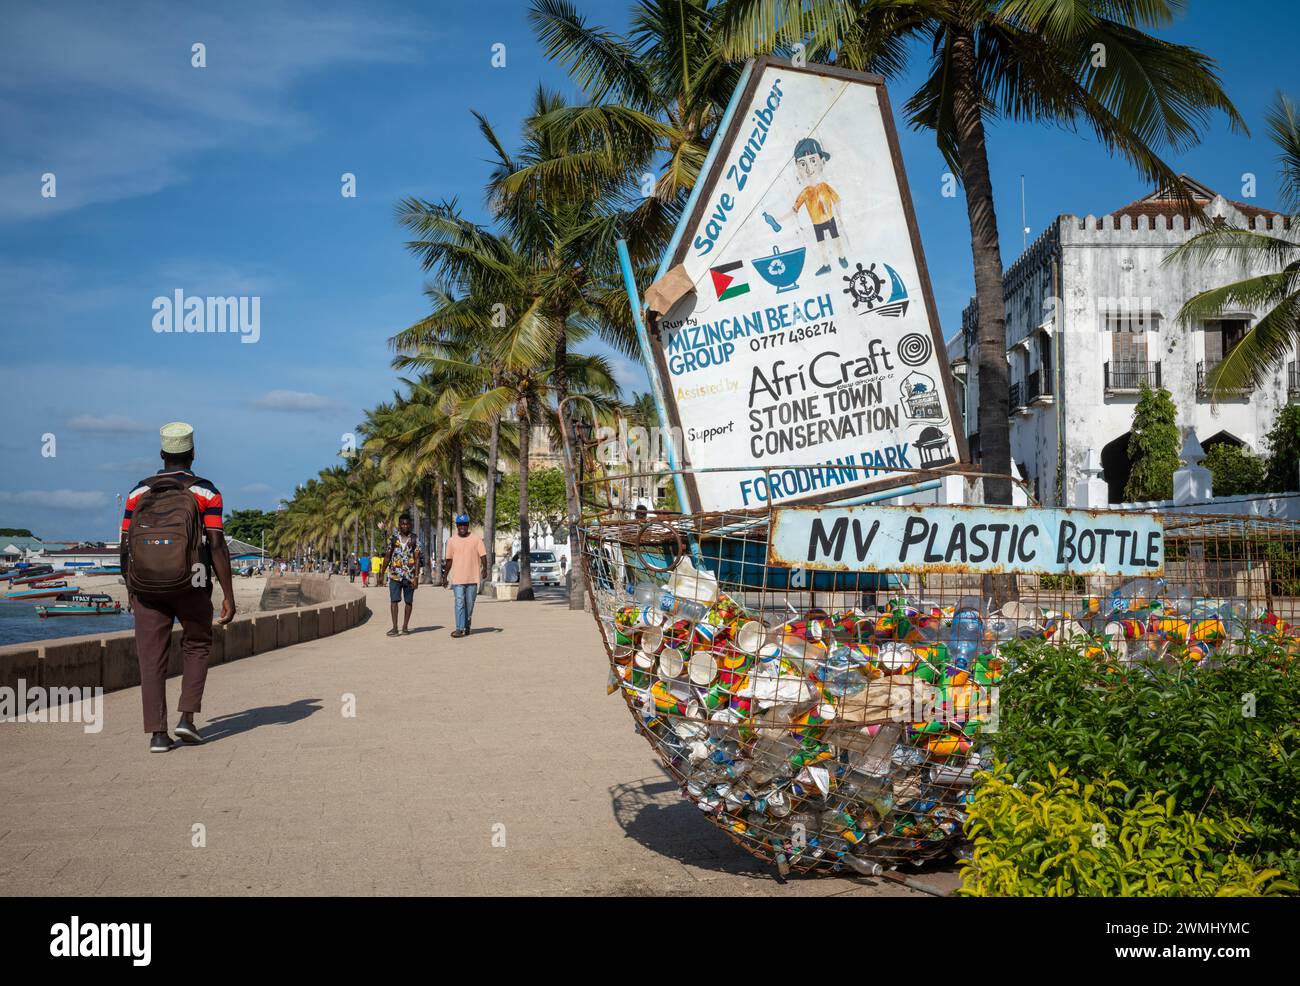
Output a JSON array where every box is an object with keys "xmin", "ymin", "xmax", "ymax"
[{"xmin": 0, "ymin": 574, "xmax": 367, "ymax": 695}]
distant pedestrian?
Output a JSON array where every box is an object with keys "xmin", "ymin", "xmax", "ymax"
[
  {"xmin": 348, "ymin": 553, "xmax": 358, "ymax": 582},
  {"xmin": 359, "ymin": 552, "xmax": 371, "ymax": 587},
  {"xmin": 443, "ymin": 514, "xmax": 486, "ymax": 638},
  {"xmin": 120, "ymin": 422, "xmax": 236, "ymax": 754},
  {"xmin": 371, "ymin": 553, "xmax": 383, "ymax": 584},
  {"xmin": 382, "ymin": 512, "xmax": 422, "ymax": 637}
]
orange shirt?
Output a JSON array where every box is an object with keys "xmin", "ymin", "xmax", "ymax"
[
  {"xmin": 794, "ymin": 182, "xmax": 839, "ymax": 225},
  {"xmin": 445, "ymin": 532, "xmax": 486, "ymax": 584}
]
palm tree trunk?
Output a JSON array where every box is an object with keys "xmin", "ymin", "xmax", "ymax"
[
  {"xmin": 951, "ymin": 27, "xmax": 1017, "ymax": 605},
  {"xmin": 952, "ymin": 27, "xmax": 1010, "ymax": 503},
  {"xmin": 454, "ymin": 447, "xmax": 465, "ymax": 516},
  {"xmin": 553, "ymin": 333, "xmax": 586, "ymax": 610},
  {"xmin": 434, "ymin": 477, "xmax": 444, "ymax": 586},
  {"xmin": 420, "ymin": 480, "xmax": 434, "ymax": 581},
  {"xmin": 517, "ymin": 401, "xmax": 535, "ymax": 601},
  {"xmin": 483, "ymin": 412, "xmax": 501, "ymax": 582}
]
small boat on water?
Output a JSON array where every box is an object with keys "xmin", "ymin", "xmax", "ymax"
[
  {"xmin": 1, "ymin": 565, "xmax": 54, "ymax": 582},
  {"xmin": 56, "ymin": 592, "xmax": 113, "ymax": 604},
  {"xmin": 81, "ymin": 567, "xmax": 122, "ymax": 576},
  {"xmin": 36, "ymin": 600, "xmax": 122, "ymax": 618},
  {"xmin": 3, "ymin": 583, "xmax": 77, "ymax": 600},
  {"xmin": 12, "ymin": 572, "xmax": 67, "ymax": 586}
]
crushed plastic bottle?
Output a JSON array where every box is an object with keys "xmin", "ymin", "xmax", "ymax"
[
  {"xmin": 1108, "ymin": 576, "xmax": 1167, "ymax": 614},
  {"xmin": 947, "ymin": 596, "xmax": 984, "ymax": 670}
]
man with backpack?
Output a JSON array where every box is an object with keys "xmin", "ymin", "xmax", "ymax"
[{"xmin": 120, "ymin": 422, "xmax": 236, "ymax": 753}]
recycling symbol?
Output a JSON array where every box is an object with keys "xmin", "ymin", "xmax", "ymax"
[{"xmin": 842, "ymin": 262, "xmax": 886, "ymax": 310}]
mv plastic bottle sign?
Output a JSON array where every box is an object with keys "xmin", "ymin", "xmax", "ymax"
[{"xmin": 649, "ymin": 57, "xmax": 964, "ymax": 513}]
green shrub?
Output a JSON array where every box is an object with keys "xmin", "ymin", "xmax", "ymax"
[
  {"xmin": 958, "ymin": 762, "xmax": 1294, "ymax": 896},
  {"xmin": 1265, "ymin": 403, "xmax": 1300, "ymax": 493},
  {"xmin": 1037, "ymin": 573, "xmax": 1085, "ymax": 592},
  {"xmin": 1203, "ymin": 442, "xmax": 1268, "ymax": 496},
  {"xmin": 1124, "ymin": 384, "xmax": 1180, "ymax": 502},
  {"xmin": 990, "ymin": 638, "xmax": 1300, "ymax": 884}
]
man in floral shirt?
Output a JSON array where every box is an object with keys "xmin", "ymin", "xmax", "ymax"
[{"xmin": 381, "ymin": 512, "xmax": 422, "ymax": 636}]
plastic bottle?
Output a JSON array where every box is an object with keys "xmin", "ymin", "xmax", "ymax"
[
  {"xmin": 632, "ymin": 580, "xmax": 710, "ymax": 621},
  {"xmin": 818, "ymin": 645, "xmax": 869, "ymax": 697},
  {"xmin": 947, "ymin": 597, "xmax": 984, "ymax": 670},
  {"xmin": 1109, "ymin": 576, "xmax": 1167, "ymax": 614},
  {"xmin": 631, "ymin": 581, "xmax": 660, "ymax": 608}
]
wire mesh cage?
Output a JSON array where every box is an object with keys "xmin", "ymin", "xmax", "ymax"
[{"xmin": 567, "ymin": 445, "xmax": 1300, "ymax": 877}]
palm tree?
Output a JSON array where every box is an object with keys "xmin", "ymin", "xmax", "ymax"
[
  {"xmin": 715, "ymin": 0, "xmax": 1244, "ymax": 506},
  {"xmin": 473, "ymin": 90, "xmax": 645, "ymax": 609},
  {"xmin": 393, "ymin": 197, "xmax": 557, "ymax": 599},
  {"xmin": 529, "ymin": 0, "xmax": 741, "ymax": 227},
  {"xmin": 398, "ymin": 100, "xmax": 635, "ymax": 608},
  {"xmin": 1167, "ymin": 93, "xmax": 1300, "ymax": 398}
]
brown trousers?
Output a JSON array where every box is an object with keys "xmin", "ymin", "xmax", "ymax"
[{"xmin": 132, "ymin": 590, "xmax": 213, "ymax": 733}]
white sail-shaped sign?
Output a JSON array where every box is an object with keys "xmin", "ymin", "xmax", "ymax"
[{"xmin": 647, "ymin": 57, "xmax": 966, "ymax": 513}]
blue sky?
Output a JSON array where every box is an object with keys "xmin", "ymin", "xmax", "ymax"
[{"xmin": 1, "ymin": 0, "xmax": 1295, "ymax": 539}]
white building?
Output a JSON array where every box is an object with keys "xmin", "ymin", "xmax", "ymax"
[{"xmin": 948, "ymin": 177, "xmax": 1295, "ymax": 505}]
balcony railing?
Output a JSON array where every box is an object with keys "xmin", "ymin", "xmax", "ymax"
[
  {"xmin": 1290, "ymin": 361, "xmax": 1299, "ymax": 397},
  {"xmin": 1197, "ymin": 361, "xmax": 1251, "ymax": 399},
  {"xmin": 1104, "ymin": 360, "xmax": 1161, "ymax": 393},
  {"xmin": 1008, "ymin": 382, "xmax": 1024, "ymax": 415}
]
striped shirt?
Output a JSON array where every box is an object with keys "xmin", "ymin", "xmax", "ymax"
[{"xmin": 121, "ymin": 470, "xmax": 224, "ymax": 534}]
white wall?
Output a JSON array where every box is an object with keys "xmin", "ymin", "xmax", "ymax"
[{"xmin": 952, "ymin": 200, "xmax": 1296, "ymax": 505}]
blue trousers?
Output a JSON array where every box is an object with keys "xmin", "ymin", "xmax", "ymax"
[{"xmin": 452, "ymin": 582, "xmax": 478, "ymax": 631}]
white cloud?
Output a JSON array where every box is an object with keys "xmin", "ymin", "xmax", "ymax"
[
  {"xmin": 67, "ymin": 414, "xmax": 151, "ymax": 434},
  {"xmin": 0, "ymin": 1, "xmax": 429, "ymax": 221},
  {"xmin": 250, "ymin": 390, "xmax": 339, "ymax": 413},
  {"xmin": 0, "ymin": 489, "xmax": 109, "ymax": 509}
]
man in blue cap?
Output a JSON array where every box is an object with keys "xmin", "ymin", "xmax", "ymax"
[{"xmin": 442, "ymin": 513, "xmax": 487, "ymax": 638}]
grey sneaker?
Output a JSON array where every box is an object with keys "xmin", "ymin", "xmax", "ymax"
[
  {"xmin": 150, "ymin": 732, "xmax": 173, "ymax": 753},
  {"xmin": 174, "ymin": 721, "xmax": 204, "ymax": 745}
]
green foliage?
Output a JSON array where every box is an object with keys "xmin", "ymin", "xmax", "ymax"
[
  {"xmin": 0, "ymin": 528, "xmax": 34, "ymax": 537},
  {"xmin": 991, "ymin": 639, "xmax": 1300, "ymax": 885},
  {"xmin": 958, "ymin": 762, "xmax": 1294, "ymax": 897},
  {"xmin": 657, "ymin": 478, "xmax": 680, "ymax": 512},
  {"xmin": 1265, "ymin": 403, "xmax": 1300, "ymax": 492},
  {"xmin": 1203, "ymin": 442, "xmax": 1269, "ymax": 496},
  {"xmin": 222, "ymin": 509, "xmax": 278, "ymax": 546},
  {"xmin": 1123, "ymin": 385, "xmax": 1180, "ymax": 501},
  {"xmin": 495, "ymin": 467, "xmax": 568, "ymax": 531},
  {"xmin": 1037, "ymin": 573, "xmax": 1085, "ymax": 592}
]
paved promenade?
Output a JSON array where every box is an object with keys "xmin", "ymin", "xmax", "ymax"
[{"xmin": 0, "ymin": 586, "xmax": 954, "ymax": 897}]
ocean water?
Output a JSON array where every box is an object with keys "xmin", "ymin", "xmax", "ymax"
[{"xmin": 0, "ymin": 600, "xmax": 134, "ymax": 645}]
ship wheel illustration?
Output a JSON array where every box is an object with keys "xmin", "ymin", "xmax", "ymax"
[{"xmin": 842, "ymin": 262, "xmax": 886, "ymax": 310}]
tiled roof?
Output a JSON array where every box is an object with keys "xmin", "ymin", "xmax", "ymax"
[{"xmin": 1108, "ymin": 174, "xmax": 1289, "ymax": 227}]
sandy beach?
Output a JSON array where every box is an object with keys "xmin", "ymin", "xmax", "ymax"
[{"xmin": 51, "ymin": 572, "xmax": 269, "ymax": 617}]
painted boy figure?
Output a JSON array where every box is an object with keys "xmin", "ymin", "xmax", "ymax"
[{"xmin": 765, "ymin": 137, "xmax": 851, "ymax": 276}]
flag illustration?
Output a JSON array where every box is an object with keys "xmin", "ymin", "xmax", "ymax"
[{"xmin": 709, "ymin": 261, "xmax": 750, "ymax": 301}]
